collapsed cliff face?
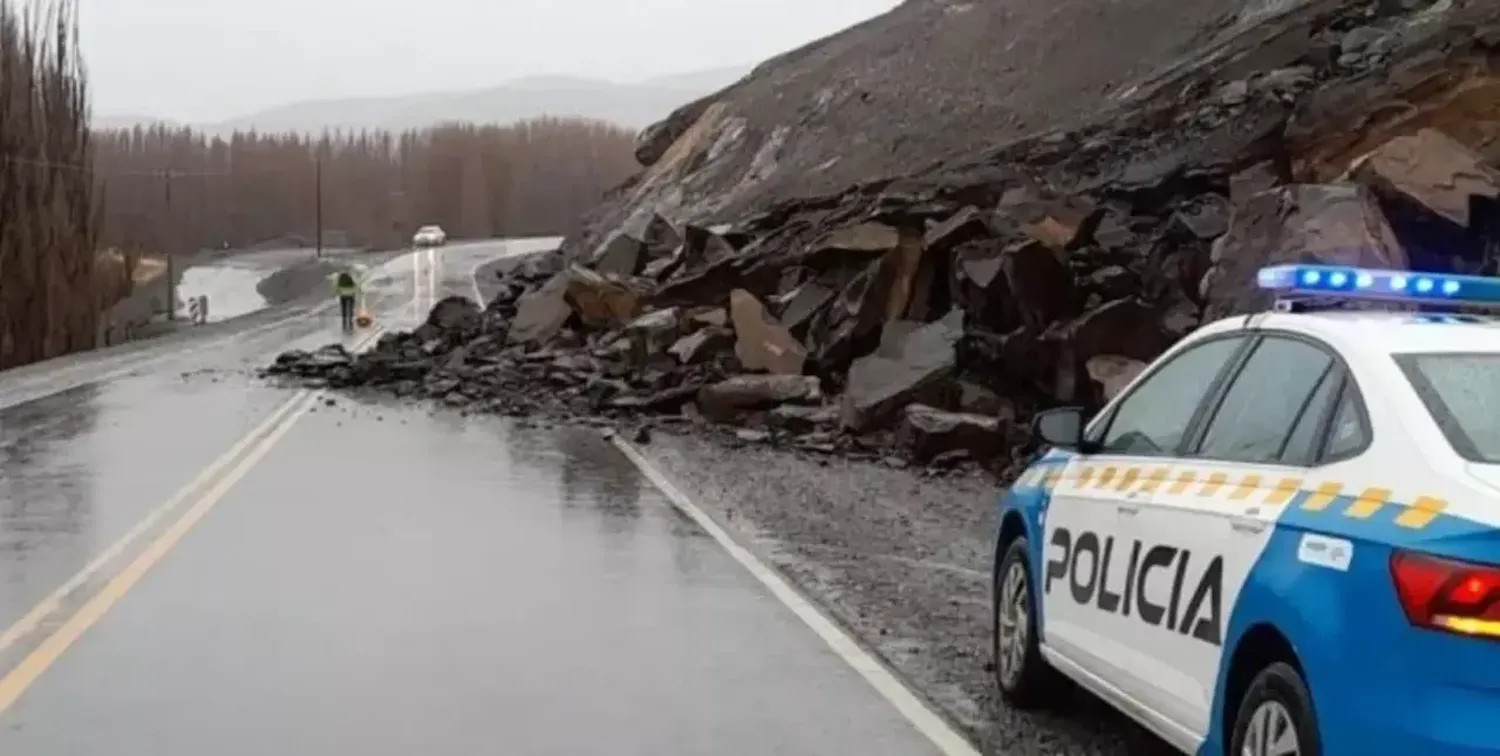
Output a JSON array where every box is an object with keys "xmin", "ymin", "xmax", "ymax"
[
  {"xmin": 268, "ymin": 0, "xmax": 1500, "ymax": 478},
  {"xmin": 570, "ymin": 0, "xmax": 1500, "ymax": 259},
  {"xmin": 576, "ymin": 0, "xmax": 1255, "ymax": 245}
]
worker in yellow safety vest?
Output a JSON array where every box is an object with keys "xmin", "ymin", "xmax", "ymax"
[{"xmin": 334, "ymin": 271, "xmax": 360, "ymax": 331}]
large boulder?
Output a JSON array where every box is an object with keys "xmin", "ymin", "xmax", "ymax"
[
  {"xmin": 1201, "ymin": 184, "xmax": 1410, "ymax": 320},
  {"xmin": 1349, "ymin": 128, "xmax": 1500, "ymax": 227},
  {"xmin": 591, "ymin": 233, "xmax": 646, "ymax": 277},
  {"xmin": 840, "ymin": 308, "xmax": 964, "ymax": 432},
  {"xmin": 564, "ymin": 267, "xmax": 646, "ymax": 326},
  {"xmin": 508, "ymin": 272, "xmax": 574, "ymax": 344},
  {"xmin": 1349, "ymin": 128, "xmax": 1500, "ymax": 271},
  {"xmin": 729, "ymin": 288, "xmax": 807, "ymax": 375},
  {"xmin": 426, "ymin": 296, "xmax": 481, "ymax": 334}
]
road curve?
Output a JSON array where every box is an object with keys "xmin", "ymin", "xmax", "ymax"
[{"xmin": 0, "ymin": 240, "xmax": 959, "ymax": 755}]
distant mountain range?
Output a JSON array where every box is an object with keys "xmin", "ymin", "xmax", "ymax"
[{"xmin": 91, "ymin": 65, "xmax": 751, "ymax": 135}]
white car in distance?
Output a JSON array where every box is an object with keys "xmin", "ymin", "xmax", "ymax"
[{"xmin": 412, "ymin": 225, "xmax": 447, "ymax": 248}]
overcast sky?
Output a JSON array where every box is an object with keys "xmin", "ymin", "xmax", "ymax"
[{"xmin": 76, "ymin": 0, "xmax": 897, "ymax": 123}]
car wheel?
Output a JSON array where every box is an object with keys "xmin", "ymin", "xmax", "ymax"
[
  {"xmin": 1229, "ymin": 662, "xmax": 1320, "ymax": 756},
  {"xmin": 993, "ymin": 536, "xmax": 1063, "ymax": 708}
]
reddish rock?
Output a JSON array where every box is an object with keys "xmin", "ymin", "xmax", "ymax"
[
  {"xmin": 1351, "ymin": 128, "xmax": 1500, "ymax": 227},
  {"xmin": 565, "ymin": 266, "xmax": 646, "ymax": 326},
  {"xmin": 729, "ymin": 288, "xmax": 807, "ymax": 374}
]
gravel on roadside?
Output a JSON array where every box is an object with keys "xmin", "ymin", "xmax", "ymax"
[{"xmin": 635, "ymin": 430, "xmax": 1175, "ymax": 756}]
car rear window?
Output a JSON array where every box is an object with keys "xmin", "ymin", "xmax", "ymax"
[{"xmin": 1397, "ymin": 353, "xmax": 1500, "ymax": 463}]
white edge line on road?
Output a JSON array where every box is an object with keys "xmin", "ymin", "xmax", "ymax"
[
  {"xmin": 412, "ymin": 248, "xmax": 422, "ymax": 321},
  {"xmin": 608, "ymin": 435, "xmax": 982, "ymax": 756},
  {"xmin": 428, "ymin": 247, "xmax": 437, "ymax": 312},
  {"xmin": 469, "ymin": 258, "xmax": 486, "ymax": 306}
]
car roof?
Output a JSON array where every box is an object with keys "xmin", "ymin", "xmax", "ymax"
[{"xmin": 1195, "ymin": 310, "xmax": 1500, "ymax": 355}]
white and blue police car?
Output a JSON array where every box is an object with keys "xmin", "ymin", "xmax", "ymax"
[{"xmin": 993, "ymin": 264, "xmax": 1500, "ymax": 756}]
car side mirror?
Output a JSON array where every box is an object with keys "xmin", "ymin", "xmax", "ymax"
[{"xmin": 1032, "ymin": 407, "xmax": 1092, "ymax": 451}]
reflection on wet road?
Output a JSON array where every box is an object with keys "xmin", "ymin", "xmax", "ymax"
[
  {"xmin": 0, "ymin": 241, "xmax": 948, "ymax": 754},
  {"xmin": 0, "ymin": 379, "xmax": 294, "ymax": 661}
]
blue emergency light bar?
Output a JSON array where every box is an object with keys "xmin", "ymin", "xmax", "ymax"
[{"xmin": 1256, "ymin": 264, "xmax": 1500, "ymax": 308}]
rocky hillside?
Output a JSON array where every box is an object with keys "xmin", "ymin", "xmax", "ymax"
[
  {"xmin": 569, "ymin": 0, "xmax": 1498, "ymax": 248},
  {"xmin": 269, "ymin": 0, "xmax": 1500, "ymax": 479}
]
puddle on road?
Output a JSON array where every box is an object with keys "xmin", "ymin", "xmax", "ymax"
[
  {"xmin": 313, "ymin": 394, "xmax": 715, "ymax": 573},
  {"xmin": 0, "ymin": 383, "xmax": 102, "ymax": 631},
  {"xmin": 0, "ymin": 371, "xmax": 296, "ymax": 640},
  {"xmin": 176, "ymin": 264, "xmax": 269, "ymax": 322},
  {"xmin": 0, "ymin": 384, "xmax": 101, "ymax": 543}
]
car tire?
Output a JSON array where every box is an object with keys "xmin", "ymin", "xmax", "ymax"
[
  {"xmin": 1229, "ymin": 662, "xmax": 1321, "ymax": 756},
  {"xmin": 993, "ymin": 536, "xmax": 1063, "ymax": 708}
]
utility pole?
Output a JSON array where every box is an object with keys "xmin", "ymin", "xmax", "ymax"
[
  {"xmin": 314, "ymin": 156, "xmax": 323, "ymax": 258},
  {"xmin": 164, "ymin": 170, "xmax": 176, "ymax": 321}
]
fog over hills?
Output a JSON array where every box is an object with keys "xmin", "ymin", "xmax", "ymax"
[{"xmin": 93, "ymin": 65, "xmax": 750, "ymax": 134}]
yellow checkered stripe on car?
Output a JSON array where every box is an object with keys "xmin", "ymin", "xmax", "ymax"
[{"xmin": 1012, "ymin": 464, "xmax": 1448, "ymax": 530}]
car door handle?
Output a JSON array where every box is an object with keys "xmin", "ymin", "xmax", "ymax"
[
  {"xmin": 1117, "ymin": 503, "xmax": 1140, "ymax": 515},
  {"xmin": 1230, "ymin": 517, "xmax": 1265, "ymax": 534}
]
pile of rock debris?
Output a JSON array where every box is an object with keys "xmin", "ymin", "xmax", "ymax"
[{"xmin": 266, "ymin": 0, "xmax": 1500, "ymax": 479}]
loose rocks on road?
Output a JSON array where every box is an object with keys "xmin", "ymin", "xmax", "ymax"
[{"xmin": 260, "ymin": 1, "xmax": 1500, "ymax": 752}]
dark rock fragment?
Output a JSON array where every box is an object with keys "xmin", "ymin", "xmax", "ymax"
[
  {"xmin": 896, "ymin": 404, "xmax": 1008, "ymax": 463},
  {"xmin": 697, "ymin": 375, "xmax": 823, "ymax": 422},
  {"xmin": 840, "ymin": 309, "xmax": 963, "ymax": 432}
]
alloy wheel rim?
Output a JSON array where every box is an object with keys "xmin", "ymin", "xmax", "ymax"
[
  {"xmin": 996, "ymin": 560, "xmax": 1029, "ymax": 688},
  {"xmin": 1242, "ymin": 700, "xmax": 1301, "ymax": 756}
]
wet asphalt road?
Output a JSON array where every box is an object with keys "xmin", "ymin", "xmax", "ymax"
[{"xmin": 0, "ymin": 240, "xmax": 945, "ymax": 754}]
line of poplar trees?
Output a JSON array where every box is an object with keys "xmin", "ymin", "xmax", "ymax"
[{"xmin": 0, "ymin": 0, "xmax": 642, "ymax": 369}]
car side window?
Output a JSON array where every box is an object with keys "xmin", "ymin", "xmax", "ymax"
[
  {"xmin": 1321, "ymin": 385, "xmax": 1371, "ymax": 460},
  {"xmin": 1097, "ymin": 337, "xmax": 1246, "ymax": 457},
  {"xmin": 1279, "ymin": 371, "xmax": 1343, "ymax": 465},
  {"xmin": 1195, "ymin": 336, "xmax": 1335, "ymax": 464}
]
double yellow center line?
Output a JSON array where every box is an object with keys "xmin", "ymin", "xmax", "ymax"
[{"xmin": 0, "ymin": 327, "xmax": 382, "ymax": 715}]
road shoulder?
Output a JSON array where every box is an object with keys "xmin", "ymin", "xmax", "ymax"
[{"xmin": 631, "ymin": 430, "xmax": 1172, "ymax": 755}]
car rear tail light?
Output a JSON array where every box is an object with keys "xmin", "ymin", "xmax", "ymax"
[{"xmin": 1391, "ymin": 551, "xmax": 1500, "ymax": 639}]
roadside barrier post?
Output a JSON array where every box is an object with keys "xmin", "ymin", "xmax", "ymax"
[{"xmin": 186, "ymin": 295, "xmax": 209, "ymax": 325}]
